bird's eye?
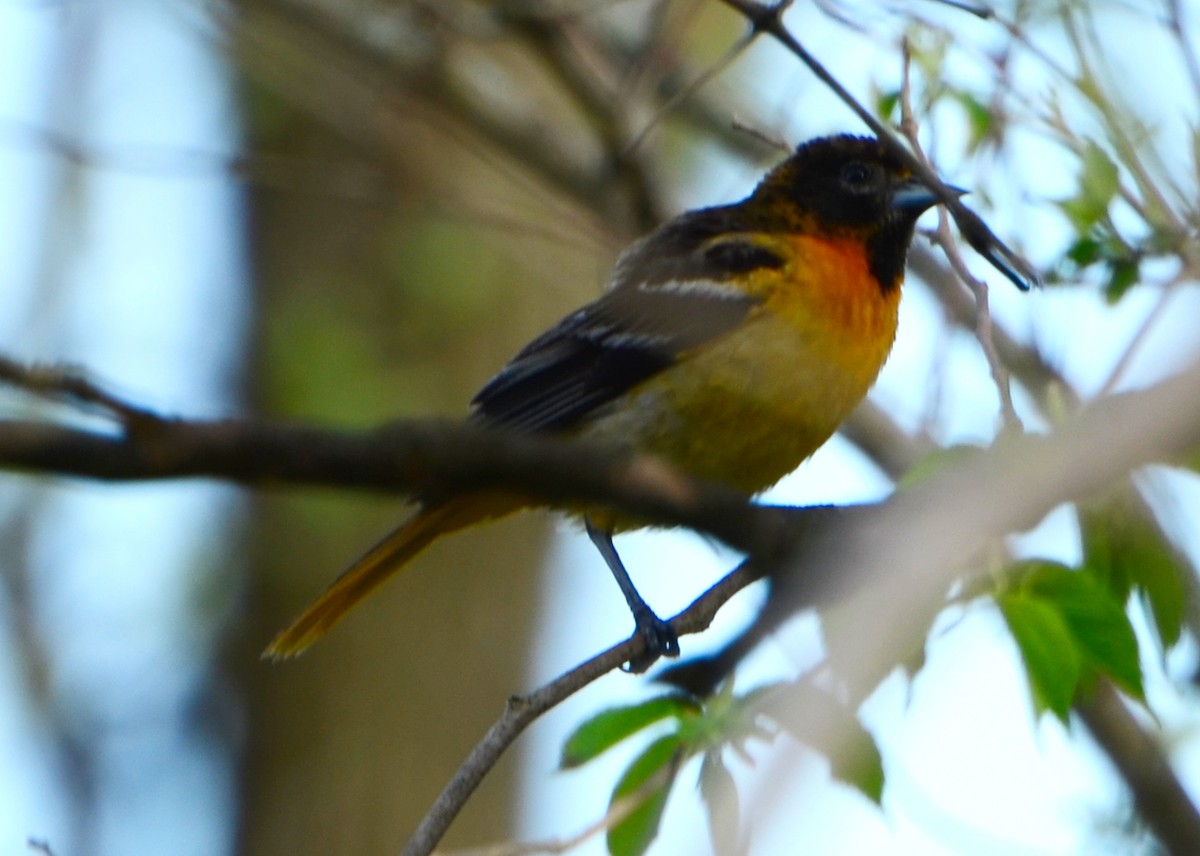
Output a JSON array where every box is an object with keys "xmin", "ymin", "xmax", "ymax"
[{"xmin": 840, "ymin": 161, "xmax": 874, "ymax": 189}]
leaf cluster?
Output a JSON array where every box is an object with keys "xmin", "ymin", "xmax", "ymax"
[{"xmin": 560, "ymin": 679, "xmax": 882, "ymax": 856}]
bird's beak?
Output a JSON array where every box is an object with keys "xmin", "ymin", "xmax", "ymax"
[{"xmin": 892, "ymin": 177, "xmax": 966, "ymax": 212}]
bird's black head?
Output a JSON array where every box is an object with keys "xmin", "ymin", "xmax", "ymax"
[{"xmin": 749, "ymin": 134, "xmax": 951, "ymax": 288}]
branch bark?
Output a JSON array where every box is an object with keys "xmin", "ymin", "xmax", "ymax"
[
  {"xmin": 1076, "ymin": 679, "xmax": 1200, "ymax": 856},
  {"xmin": 0, "ymin": 414, "xmax": 799, "ymax": 564}
]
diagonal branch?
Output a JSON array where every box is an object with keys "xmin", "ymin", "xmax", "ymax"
[
  {"xmin": 717, "ymin": 0, "xmax": 1039, "ymax": 291},
  {"xmin": 1076, "ymin": 679, "xmax": 1200, "ymax": 856},
  {"xmin": 399, "ymin": 559, "xmax": 762, "ymax": 856}
]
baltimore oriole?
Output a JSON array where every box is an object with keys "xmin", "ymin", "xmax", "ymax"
[{"xmin": 265, "ymin": 134, "xmax": 948, "ymax": 665}]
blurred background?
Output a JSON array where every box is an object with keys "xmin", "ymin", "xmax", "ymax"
[{"xmin": 0, "ymin": 0, "xmax": 1198, "ymax": 854}]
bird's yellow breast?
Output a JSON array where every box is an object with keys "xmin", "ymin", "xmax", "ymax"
[{"xmin": 578, "ymin": 233, "xmax": 901, "ymax": 494}]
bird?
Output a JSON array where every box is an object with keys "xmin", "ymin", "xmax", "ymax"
[{"xmin": 264, "ymin": 134, "xmax": 950, "ymax": 668}]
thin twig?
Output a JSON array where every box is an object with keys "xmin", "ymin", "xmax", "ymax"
[
  {"xmin": 1001, "ymin": 7, "xmax": 1188, "ymax": 242},
  {"xmin": 26, "ymin": 840, "xmax": 55, "ymax": 856},
  {"xmin": 907, "ymin": 245, "xmax": 1079, "ymax": 415},
  {"xmin": 897, "ymin": 36, "xmax": 921, "ymax": 144},
  {"xmin": 1095, "ymin": 272, "xmax": 1186, "ymax": 398},
  {"xmin": 622, "ymin": 26, "xmax": 759, "ymax": 158},
  {"xmin": 0, "ymin": 115, "xmax": 393, "ymax": 203},
  {"xmin": 1167, "ymin": 0, "xmax": 1200, "ymax": 113},
  {"xmin": 585, "ymin": 19, "xmax": 781, "ymax": 163},
  {"xmin": 729, "ymin": 116, "xmax": 792, "ymax": 154},
  {"xmin": 505, "ymin": 11, "xmax": 663, "ymax": 228},
  {"xmin": 932, "ymin": 216, "xmax": 1021, "ymax": 428},
  {"xmin": 895, "ymin": 41, "xmax": 1021, "ymax": 429},
  {"xmin": 400, "ymin": 562, "xmax": 760, "ymax": 856},
  {"xmin": 227, "ymin": 0, "xmax": 614, "ymax": 236},
  {"xmin": 919, "ymin": 0, "xmax": 994, "ymax": 18},
  {"xmin": 1060, "ymin": 9, "xmax": 1183, "ymax": 238},
  {"xmin": 717, "ymin": 0, "xmax": 1038, "ymax": 291},
  {"xmin": 0, "ymin": 355, "xmax": 162, "ymax": 429}
]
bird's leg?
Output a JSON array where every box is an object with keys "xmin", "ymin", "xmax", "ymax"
[{"xmin": 585, "ymin": 516, "xmax": 680, "ymax": 672}]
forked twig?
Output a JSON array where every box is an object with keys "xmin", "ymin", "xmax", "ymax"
[
  {"xmin": 622, "ymin": 26, "xmax": 760, "ymax": 157},
  {"xmin": 0, "ymin": 355, "xmax": 162, "ymax": 429}
]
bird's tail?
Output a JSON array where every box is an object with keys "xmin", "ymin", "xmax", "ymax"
[{"xmin": 264, "ymin": 494, "xmax": 522, "ymax": 658}]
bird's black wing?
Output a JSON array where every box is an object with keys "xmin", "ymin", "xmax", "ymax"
[{"xmin": 471, "ymin": 206, "xmax": 785, "ymax": 433}]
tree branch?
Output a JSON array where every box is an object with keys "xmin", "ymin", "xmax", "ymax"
[
  {"xmin": 1076, "ymin": 679, "xmax": 1200, "ymax": 856},
  {"xmin": 0, "ymin": 358, "xmax": 807, "ymax": 566},
  {"xmin": 400, "ymin": 560, "xmax": 761, "ymax": 856},
  {"xmin": 0, "ymin": 411, "xmax": 806, "ymax": 547}
]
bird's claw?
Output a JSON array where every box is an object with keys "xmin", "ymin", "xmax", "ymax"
[{"xmin": 623, "ymin": 611, "xmax": 680, "ymax": 673}]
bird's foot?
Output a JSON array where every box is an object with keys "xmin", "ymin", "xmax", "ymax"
[{"xmin": 623, "ymin": 610, "xmax": 680, "ymax": 673}]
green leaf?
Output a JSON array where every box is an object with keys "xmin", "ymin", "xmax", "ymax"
[
  {"xmin": 1024, "ymin": 563, "xmax": 1144, "ymax": 700},
  {"xmin": 607, "ymin": 735, "xmax": 680, "ymax": 856},
  {"xmin": 1066, "ymin": 236, "xmax": 1102, "ymax": 266},
  {"xmin": 832, "ymin": 729, "xmax": 885, "ymax": 804},
  {"xmin": 1082, "ymin": 496, "xmax": 1187, "ymax": 649},
  {"xmin": 876, "ymin": 89, "xmax": 901, "ymax": 122},
  {"xmin": 560, "ymin": 696, "xmax": 697, "ymax": 769},
  {"xmin": 1104, "ymin": 256, "xmax": 1141, "ymax": 302},
  {"xmin": 1057, "ymin": 142, "xmax": 1120, "ymax": 234},
  {"xmin": 954, "ymin": 91, "xmax": 994, "ymax": 151},
  {"xmin": 1080, "ymin": 140, "xmax": 1120, "ymax": 210},
  {"xmin": 1057, "ymin": 196, "xmax": 1107, "ymax": 232},
  {"xmin": 1136, "ymin": 546, "xmax": 1187, "ymax": 651},
  {"xmin": 998, "ymin": 590, "xmax": 1082, "ymax": 721},
  {"xmin": 1080, "ymin": 506, "xmax": 1135, "ymax": 599},
  {"xmin": 1057, "ymin": 224, "xmax": 1145, "ymax": 302},
  {"xmin": 677, "ymin": 693, "xmax": 757, "ymax": 754}
]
